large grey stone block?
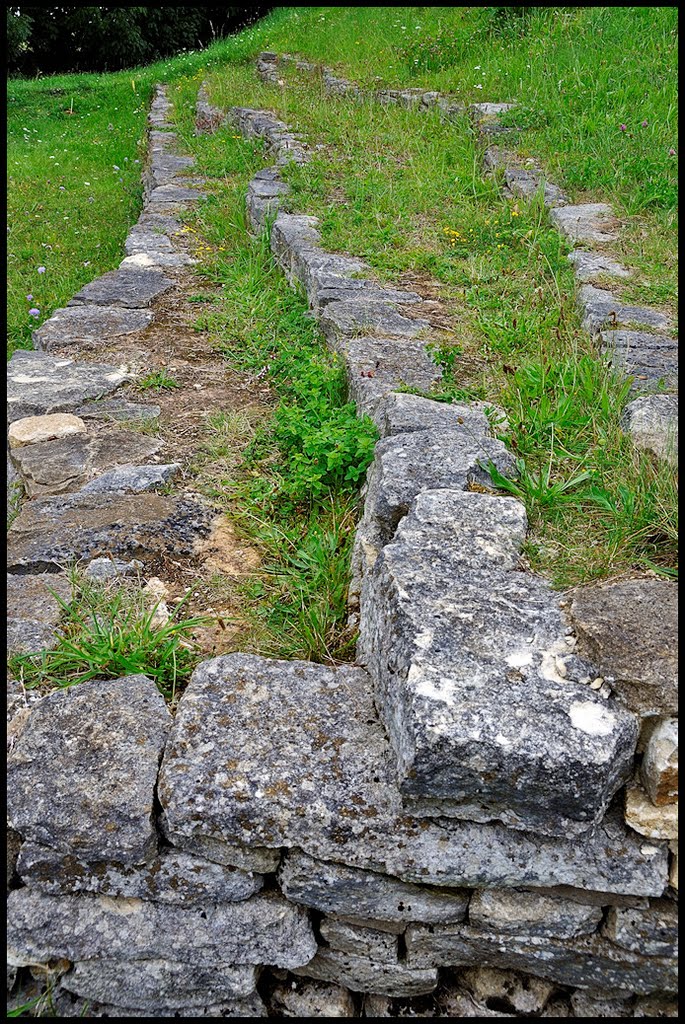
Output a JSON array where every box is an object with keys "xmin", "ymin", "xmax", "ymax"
[
  {"xmin": 7, "ymin": 351, "xmax": 129, "ymax": 423},
  {"xmin": 78, "ymin": 462, "xmax": 181, "ymax": 495},
  {"xmin": 7, "ymin": 889, "xmax": 316, "ymax": 970},
  {"xmin": 293, "ymin": 949, "xmax": 438, "ymax": 997},
  {"xmin": 17, "ymin": 842, "xmax": 262, "ymax": 905},
  {"xmin": 567, "ymin": 250, "xmax": 631, "ymax": 282},
  {"xmin": 7, "ymin": 676, "xmax": 171, "ymax": 865},
  {"xmin": 68, "ymin": 268, "xmax": 173, "ymax": 308},
  {"xmin": 549, "ymin": 203, "xmax": 618, "ymax": 243},
  {"xmin": 158, "ymin": 653, "xmax": 667, "ymax": 896},
  {"xmin": 279, "ymin": 849, "xmax": 469, "ymax": 927},
  {"xmin": 320, "ymin": 917, "xmax": 399, "ymax": 964},
  {"xmin": 32, "ymin": 304, "xmax": 154, "ymax": 352},
  {"xmin": 357, "ymin": 491, "xmax": 638, "ymax": 834},
  {"xmin": 579, "ymin": 284, "xmax": 672, "ymax": 335},
  {"xmin": 7, "ymin": 491, "xmax": 213, "ymax": 572},
  {"xmin": 319, "ymin": 298, "xmax": 431, "ymax": 352},
  {"xmin": 342, "ymin": 336, "xmax": 442, "ymax": 418},
  {"xmin": 404, "ymin": 922, "xmax": 676, "ymax": 994},
  {"xmin": 622, "ymin": 395, "xmax": 678, "ymax": 462},
  {"xmin": 372, "ymin": 392, "xmax": 493, "ymax": 438},
  {"xmin": 61, "ymin": 959, "xmax": 256, "ymax": 1009},
  {"xmin": 570, "ymin": 579, "xmax": 678, "ymax": 717},
  {"xmin": 51, "ymin": 988, "xmax": 267, "ymax": 1018},
  {"xmin": 7, "ymin": 572, "xmax": 71, "ymax": 654}
]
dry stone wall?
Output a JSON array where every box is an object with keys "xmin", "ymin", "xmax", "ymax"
[{"xmin": 6, "ymin": 81, "xmax": 678, "ymax": 1018}]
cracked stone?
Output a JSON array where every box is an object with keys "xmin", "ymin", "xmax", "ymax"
[
  {"xmin": 319, "ymin": 298, "xmax": 431, "ymax": 352},
  {"xmin": 603, "ymin": 899, "xmax": 678, "ymax": 957},
  {"xmin": 7, "ymin": 350, "xmax": 129, "ymax": 423},
  {"xmin": 293, "ymin": 949, "xmax": 438, "ymax": 998},
  {"xmin": 7, "ymin": 676, "xmax": 171, "ymax": 864},
  {"xmin": 32, "ymin": 304, "xmax": 154, "ymax": 352},
  {"xmin": 68, "ymin": 268, "xmax": 173, "ymax": 309},
  {"xmin": 341, "ymin": 336, "xmax": 442, "ymax": 419},
  {"xmin": 320, "ymin": 918, "xmax": 398, "ymax": 965},
  {"xmin": 579, "ymin": 284, "xmax": 673, "ymax": 335},
  {"xmin": 78, "ymin": 462, "xmax": 181, "ymax": 494},
  {"xmin": 372, "ymin": 393, "xmax": 493, "ymax": 438}
]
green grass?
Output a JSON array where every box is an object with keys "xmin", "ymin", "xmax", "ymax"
[
  {"xmin": 136, "ymin": 369, "xmax": 181, "ymax": 391},
  {"xmin": 8, "ymin": 574, "xmax": 210, "ymax": 703}
]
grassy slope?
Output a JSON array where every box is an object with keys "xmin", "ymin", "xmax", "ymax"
[{"xmin": 7, "ymin": 7, "xmax": 678, "ymax": 586}]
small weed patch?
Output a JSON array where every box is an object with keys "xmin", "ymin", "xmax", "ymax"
[{"xmin": 136, "ymin": 369, "xmax": 181, "ymax": 391}]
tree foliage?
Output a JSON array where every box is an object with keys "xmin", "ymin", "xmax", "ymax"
[{"xmin": 7, "ymin": 6, "xmax": 272, "ymax": 75}]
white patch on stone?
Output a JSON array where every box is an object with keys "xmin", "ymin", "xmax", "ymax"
[
  {"xmin": 506, "ymin": 651, "xmax": 533, "ymax": 669},
  {"xmin": 568, "ymin": 701, "xmax": 616, "ymax": 737}
]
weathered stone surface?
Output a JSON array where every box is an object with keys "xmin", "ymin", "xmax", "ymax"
[
  {"xmin": 61, "ymin": 959, "xmax": 256, "ymax": 1010},
  {"xmin": 357, "ymin": 490, "xmax": 638, "ymax": 835},
  {"xmin": 52, "ymin": 987, "xmax": 267, "ymax": 1018},
  {"xmin": 404, "ymin": 923, "xmax": 677, "ymax": 993},
  {"xmin": 459, "ymin": 967, "xmax": 555, "ymax": 1015},
  {"xmin": 7, "ymin": 350, "xmax": 128, "ymax": 423},
  {"xmin": 7, "ymin": 828, "xmax": 21, "ymax": 891},
  {"xmin": 504, "ymin": 167, "xmax": 568, "ymax": 207},
  {"xmin": 11, "ymin": 429, "xmax": 163, "ymax": 497},
  {"xmin": 270, "ymin": 978, "xmax": 356, "ymax": 1017},
  {"xmin": 372, "ymin": 392, "xmax": 492, "ymax": 438},
  {"xmin": 633, "ymin": 994, "xmax": 680, "ymax": 1017},
  {"xmin": 603, "ymin": 900, "xmax": 678, "ymax": 957},
  {"xmin": 7, "ymin": 491, "xmax": 213, "ymax": 572},
  {"xmin": 125, "ymin": 226, "xmax": 175, "ymax": 255},
  {"xmin": 79, "ymin": 462, "xmax": 181, "ymax": 494},
  {"xmin": 7, "ymin": 676, "xmax": 171, "ymax": 864},
  {"xmin": 279, "ymin": 850, "xmax": 469, "ymax": 927},
  {"xmin": 6, "ymin": 618, "xmax": 60, "ymax": 656},
  {"xmin": 319, "ymin": 298, "xmax": 431, "ymax": 352},
  {"xmin": 641, "ymin": 718, "xmax": 678, "ymax": 805},
  {"xmin": 75, "ymin": 397, "xmax": 161, "ymax": 423},
  {"xmin": 622, "ymin": 394, "xmax": 678, "ymax": 462},
  {"xmin": 291, "ymin": 250, "xmax": 369, "ymax": 307},
  {"xmin": 68, "ymin": 268, "xmax": 173, "ymax": 309},
  {"xmin": 600, "ymin": 328, "xmax": 678, "ymax": 389},
  {"xmin": 320, "ymin": 918, "xmax": 399, "ymax": 965},
  {"xmin": 158, "ymin": 653, "xmax": 667, "ymax": 896},
  {"xmin": 7, "ymin": 889, "xmax": 317, "ymax": 970},
  {"xmin": 84, "ymin": 556, "xmax": 143, "ymax": 580},
  {"xmin": 468, "ymin": 888, "xmax": 602, "ymax": 938},
  {"xmin": 567, "ymin": 250, "xmax": 631, "ymax": 282},
  {"xmin": 269, "ymin": 212, "xmax": 322, "ymax": 281},
  {"xmin": 7, "ymin": 572, "xmax": 71, "ymax": 654},
  {"xmin": 147, "ymin": 183, "xmax": 207, "ymax": 206},
  {"xmin": 359, "ymin": 430, "xmax": 515, "ymax": 546},
  {"xmin": 342, "ymin": 336, "xmax": 442, "ymax": 418},
  {"xmin": 310, "ymin": 279, "xmax": 421, "ymax": 313},
  {"xmin": 549, "ymin": 203, "xmax": 619, "ymax": 243},
  {"xmin": 293, "ymin": 949, "xmax": 438, "ymax": 997},
  {"xmin": 32, "ymin": 304, "xmax": 154, "ymax": 351},
  {"xmin": 437, "ymin": 986, "xmax": 516, "ymax": 1018},
  {"xmin": 579, "ymin": 285, "xmax": 673, "ymax": 335},
  {"xmin": 17, "ymin": 842, "xmax": 262, "ymax": 905},
  {"xmin": 570, "ymin": 579, "xmax": 678, "ymax": 717},
  {"xmin": 121, "ymin": 250, "xmax": 195, "ymax": 269},
  {"xmin": 625, "ymin": 781, "xmax": 678, "ymax": 840},
  {"xmin": 569, "ymin": 990, "xmax": 633, "ymax": 1017},
  {"xmin": 668, "ymin": 841, "xmax": 677, "ymax": 890},
  {"xmin": 8, "ymin": 413, "xmax": 87, "ymax": 449}
]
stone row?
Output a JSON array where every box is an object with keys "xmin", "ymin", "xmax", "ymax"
[{"xmin": 256, "ymin": 51, "xmax": 678, "ymax": 467}]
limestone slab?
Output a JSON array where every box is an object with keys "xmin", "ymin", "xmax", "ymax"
[
  {"xmin": 61, "ymin": 958, "xmax": 257, "ymax": 1011},
  {"xmin": 158, "ymin": 653, "xmax": 667, "ymax": 896},
  {"xmin": 75, "ymin": 397, "xmax": 161, "ymax": 423},
  {"xmin": 68, "ymin": 268, "xmax": 173, "ymax": 308},
  {"xmin": 622, "ymin": 394, "xmax": 678, "ymax": 462},
  {"xmin": 320, "ymin": 918, "xmax": 398, "ymax": 965},
  {"xmin": 32, "ymin": 304, "xmax": 154, "ymax": 351},
  {"xmin": 568, "ymin": 250, "xmax": 631, "ymax": 282},
  {"xmin": 372, "ymin": 393, "xmax": 492, "ymax": 438},
  {"xmin": 319, "ymin": 298, "xmax": 431, "ymax": 352},
  {"xmin": 7, "ymin": 676, "xmax": 171, "ymax": 864},
  {"xmin": 7, "ymin": 491, "xmax": 213, "ymax": 572},
  {"xmin": 579, "ymin": 284, "xmax": 672, "ymax": 335},
  {"xmin": 603, "ymin": 900, "xmax": 678, "ymax": 957},
  {"xmin": 17, "ymin": 842, "xmax": 262, "ymax": 905},
  {"xmin": 549, "ymin": 203, "xmax": 619, "ymax": 243},
  {"xmin": 279, "ymin": 849, "xmax": 469, "ymax": 927},
  {"xmin": 357, "ymin": 492, "xmax": 638, "ymax": 835},
  {"xmin": 78, "ymin": 462, "xmax": 181, "ymax": 494},
  {"xmin": 625, "ymin": 782, "xmax": 677, "ymax": 840},
  {"xmin": 342, "ymin": 336, "xmax": 442, "ymax": 418},
  {"xmin": 8, "ymin": 413, "xmax": 86, "ymax": 449},
  {"xmin": 293, "ymin": 949, "xmax": 438, "ymax": 997},
  {"xmin": 570, "ymin": 579, "xmax": 678, "ymax": 717},
  {"xmin": 468, "ymin": 888, "xmax": 602, "ymax": 938},
  {"xmin": 7, "ymin": 889, "xmax": 317, "ymax": 970},
  {"xmin": 7, "ymin": 351, "xmax": 128, "ymax": 423},
  {"xmin": 404, "ymin": 923, "xmax": 676, "ymax": 994}
]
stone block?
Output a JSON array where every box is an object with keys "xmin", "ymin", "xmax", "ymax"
[
  {"xmin": 459, "ymin": 967, "xmax": 555, "ymax": 1015},
  {"xmin": 357, "ymin": 491, "xmax": 638, "ymax": 835},
  {"xmin": 158, "ymin": 653, "xmax": 667, "ymax": 896},
  {"xmin": 633, "ymin": 994, "xmax": 679, "ymax": 1017},
  {"xmin": 372, "ymin": 392, "xmax": 492, "ymax": 438},
  {"xmin": 7, "ymin": 676, "xmax": 172, "ymax": 865},
  {"xmin": 78, "ymin": 462, "xmax": 181, "ymax": 495},
  {"xmin": 622, "ymin": 395, "xmax": 678, "ymax": 463},
  {"xmin": 468, "ymin": 888, "xmax": 602, "ymax": 938},
  {"xmin": 52, "ymin": 987, "xmax": 267, "ymax": 1017},
  {"xmin": 7, "ymin": 350, "xmax": 129, "ymax": 423},
  {"xmin": 7, "ymin": 491, "xmax": 213, "ymax": 572},
  {"xmin": 6, "ymin": 572, "xmax": 72, "ymax": 654},
  {"xmin": 68, "ymin": 268, "xmax": 173, "ymax": 308},
  {"xmin": 293, "ymin": 949, "xmax": 438, "ymax": 997},
  {"xmin": 320, "ymin": 918, "xmax": 399, "ymax": 964},
  {"xmin": 504, "ymin": 167, "xmax": 568, "ymax": 207},
  {"xmin": 279, "ymin": 849, "xmax": 469, "ymax": 927},
  {"xmin": 32, "ymin": 304, "xmax": 154, "ymax": 351},
  {"xmin": 579, "ymin": 284, "xmax": 672, "ymax": 335},
  {"xmin": 7, "ymin": 889, "xmax": 316, "ymax": 970},
  {"xmin": 61, "ymin": 958, "xmax": 256, "ymax": 1009},
  {"xmin": 75, "ymin": 397, "xmax": 161, "ymax": 423},
  {"xmin": 270, "ymin": 978, "xmax": 356, "ymax": 1017},
  {"xmin": 17, "ymin": 842, "xmax": 262, "ymax": 905},
  {"xmin": 342, "ymin": 336, "xmax": 442, "ymax": 418},
  {"xmin": 641, "ymin": 718, "xmax": 677, "ymax": 805},
  {"xmin": 9, "ymin": 413, "xmax": 86, "ymax": 449},
  {"xmin": 319, "ymin": 298, "xmax": 431, "ymax": 352},
  {"xmin": 600, "ymin": 328, "xmax": 678, "ymax": 389},
  {"xmin": 404, "ymin": 923, "xmax": 677, "ymax": 994},
  {"xmin": 625, "ymin": 781, "xmax": 677, "ymax": 840},
  {"xmin": 567, "ymin": 250, "xmax": 631, "ymax": 282},
  {"xmin": 603, "ymin": 899, "xmax": 678, "ymax": 957},
  {"xmin": 549, "ymin": 203, "xmax": 618, "ymax": 243},
  {"xmin": 570, "ymin": 579, "xmax": 678, "ymax": 717}
]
